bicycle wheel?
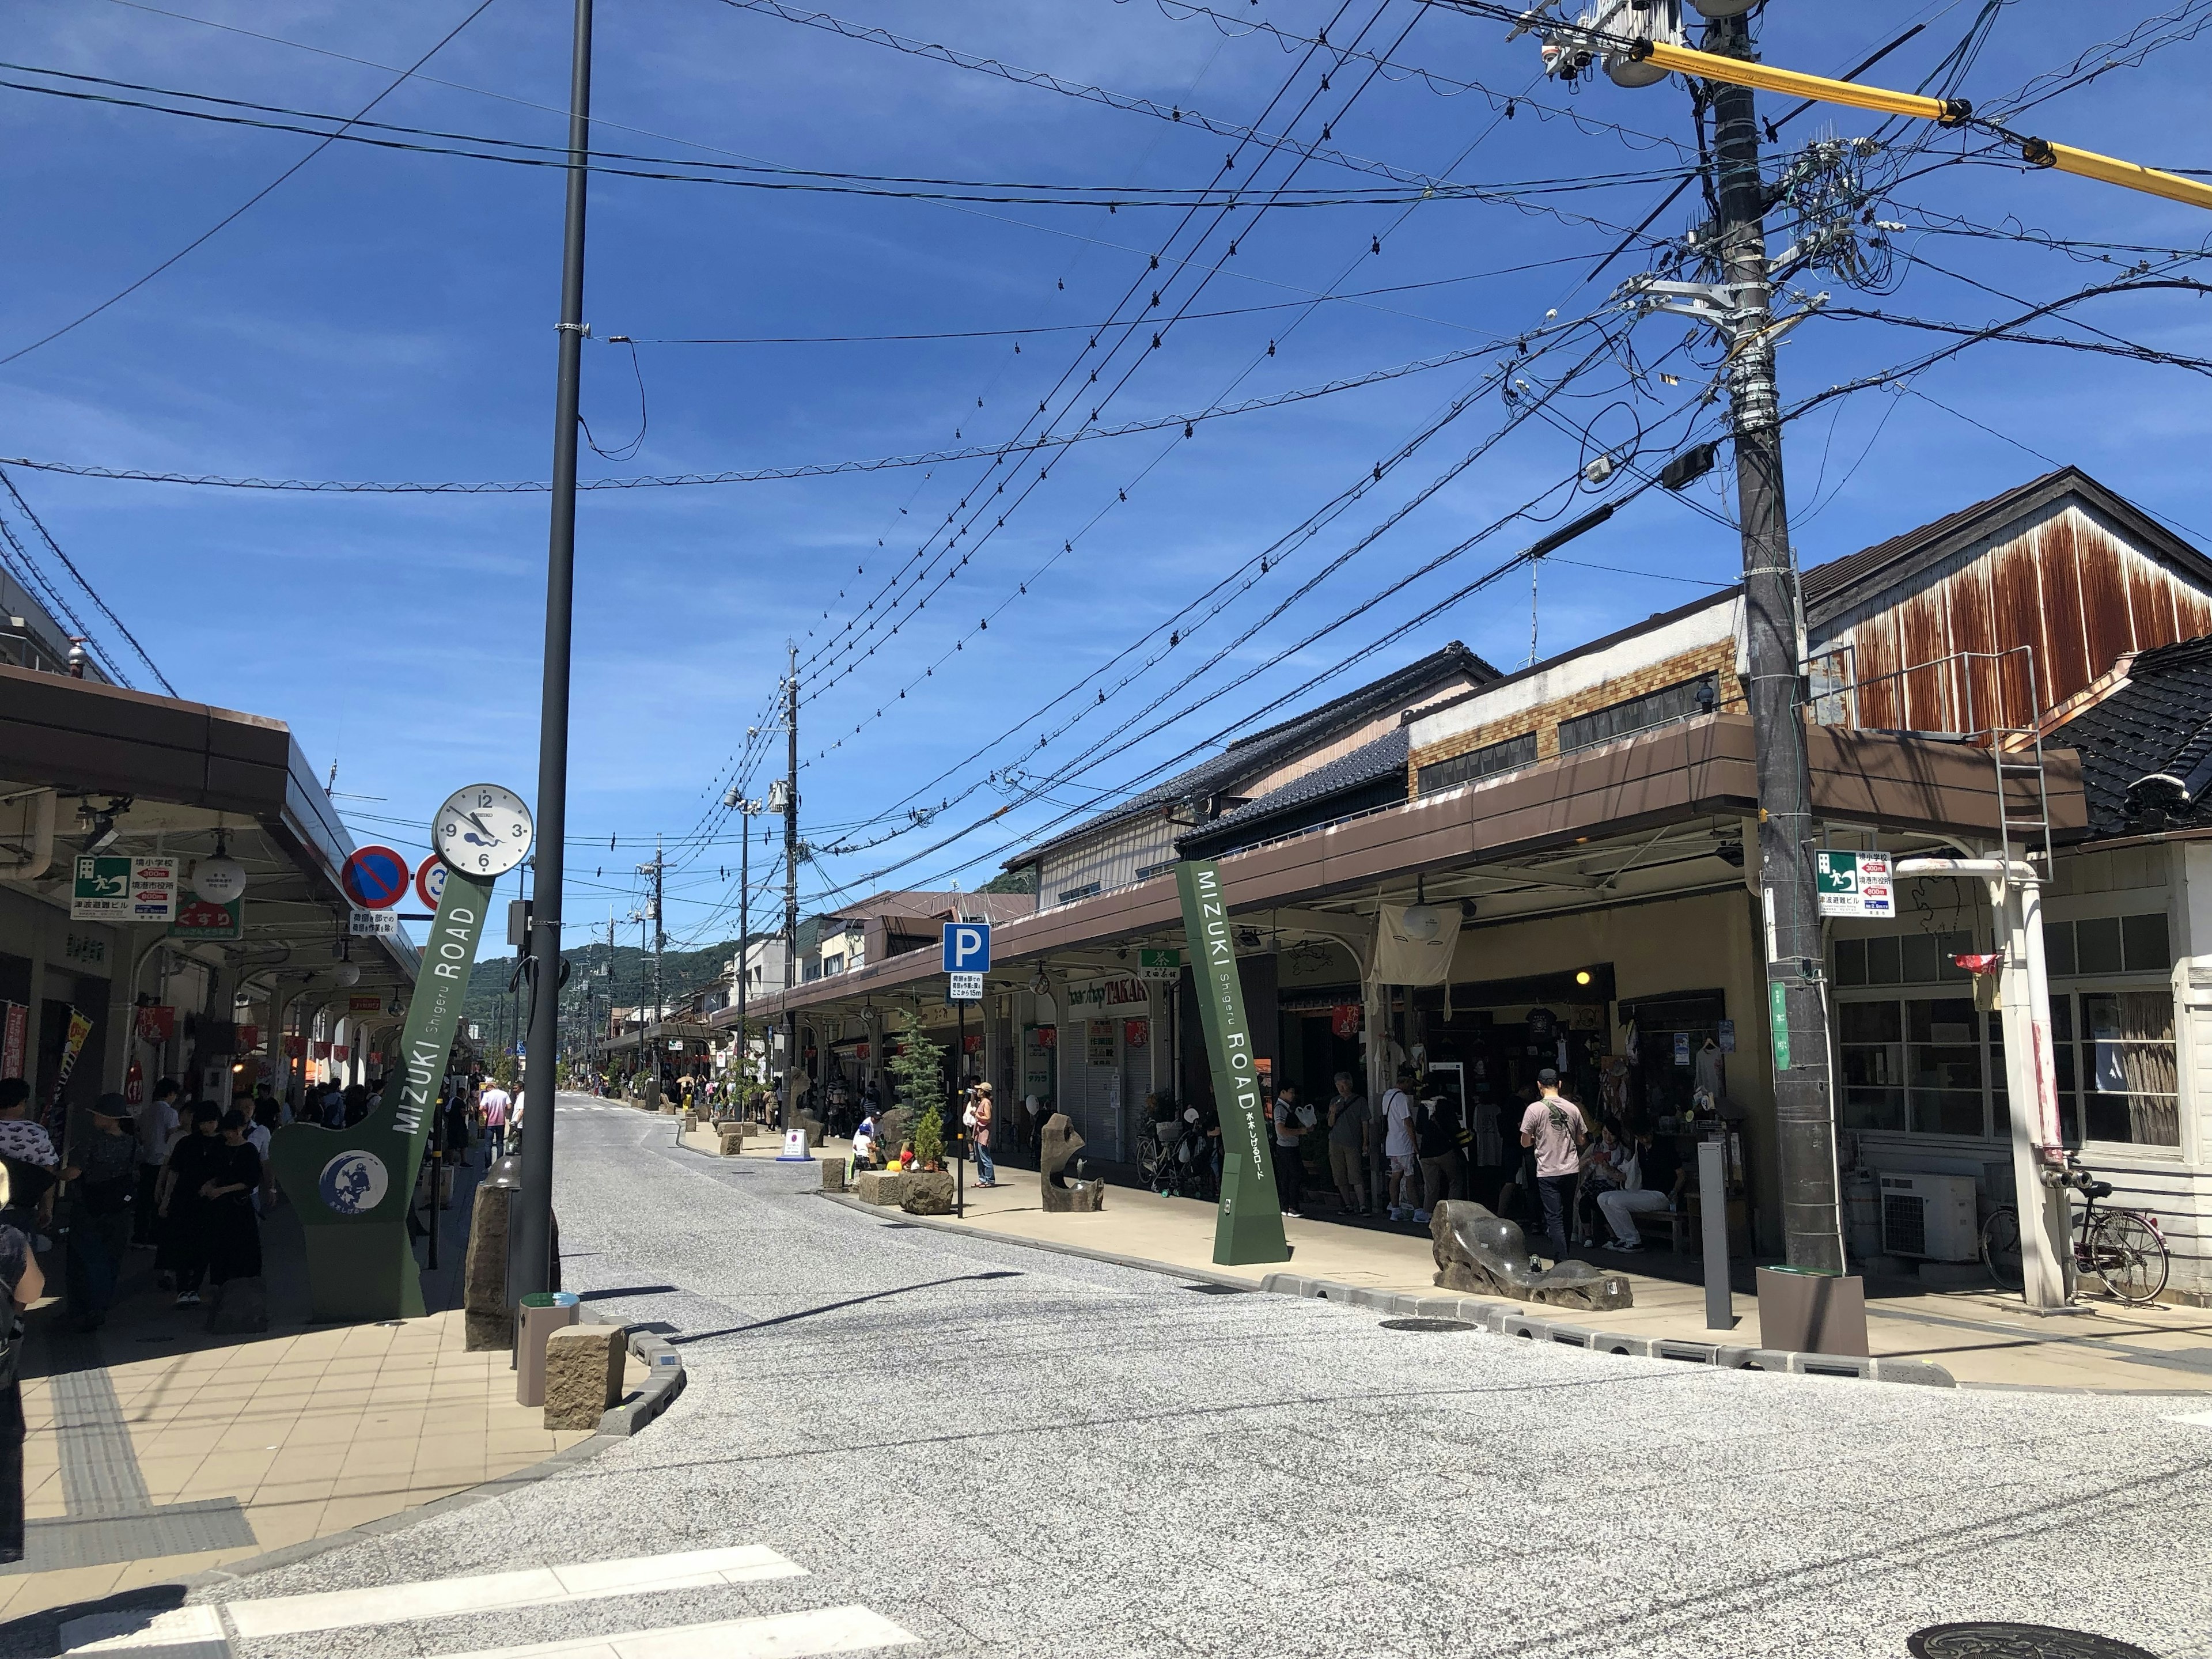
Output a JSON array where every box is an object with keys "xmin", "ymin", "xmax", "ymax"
[
  {"xmin": 1139, "ymin": 1141, "xmax": 1164, "ymax": 1186},
  {"xmin": 2086, "ymin": 1210, "xmax": 2169, "ymax": 1305},
  {"xmin": 1980, "ymin": 1206, "xmax": 2024, "ymax": 1293}
]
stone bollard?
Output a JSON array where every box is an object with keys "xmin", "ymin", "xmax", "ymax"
[
  {"xmin": 543, "ymin": 1324, "xmax": 626, "ymax": 1430},
  {"xmin": 463, "ymin": 1183, "xmax": 516, "ymax": 1351},
  {"xmin": 821, "ymin": 1159, "xmax": 847, "ymax": 1192},
  {"xmin": 718, "ymin": 1131, "xmax": 748, "ymax": 1157}
]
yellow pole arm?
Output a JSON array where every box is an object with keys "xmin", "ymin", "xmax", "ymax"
[
  {"xmin": 1633, "ymin": 39, "xmax": 2212, "ymax": 215},
  {"xmin": 1639, "ymin": 40, "xmax": 1960, "ymax": 126}
]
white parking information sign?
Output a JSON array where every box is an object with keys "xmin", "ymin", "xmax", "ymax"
[
  {"xmin": 1816, "ymin": 850, "xmax": 1893, "ymax": 918},
  {"xmin": 947, "ymin": 971, "xmax": 983, "ymax": 1002}
]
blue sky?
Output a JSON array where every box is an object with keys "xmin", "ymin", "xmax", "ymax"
[{"xmin": 5, "ymin": 0, "xmax": 2210, "ymax": 962}]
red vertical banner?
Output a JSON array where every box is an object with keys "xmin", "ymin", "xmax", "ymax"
[{"xmin": 0, "ymin": 1002, "xmax": 25, "ymax": 1081}]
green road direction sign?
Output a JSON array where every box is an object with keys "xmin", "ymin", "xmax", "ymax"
[
  {"xmin": 270, "ymin": 864, "xmax": 495, "ymax": 1321},
  {"xmin": 1768, "ymin": 978, "xmax": 1791, "ymax": 1072},
  {"xmin": 1173, "ymin": 859, "xmax": 1289, "ymax": 1266}
]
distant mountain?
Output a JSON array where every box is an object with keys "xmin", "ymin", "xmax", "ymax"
[{"xmin": 464, "ymin": 937, "xmax": 745, "ymax": 1052}]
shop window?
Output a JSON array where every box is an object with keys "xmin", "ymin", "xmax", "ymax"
[
  {"xmin": 2080, "ymin": 989, "xmax": 2179, "ymax": 1146},
  {"xmin": 1558, "ymin": 673, "xmax": 1717, "ymax": 755},
  {"xmin": 1836, "ymin": 1000, "xmax": 1903, "ymax": 1131},
  {"xmin": 2041, "ymin": 912, "xmax": 2170, "ymax": 979},
  {"xmin": 1056, "ymin": 881, "xmax": 1102, "ymax": 905},
  {"xmin": 1907, "ymin": 997, "xmax": 1985, "ymax": 1136},
  {"xmin": 1832, "ymin": 930, "xmax": 1969, "ymax": 987},
  {"xmin": 1419, "ymin": 731, "xmax": 1538, "ymax": 792}
]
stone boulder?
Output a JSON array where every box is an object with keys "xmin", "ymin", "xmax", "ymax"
[
  {"xmin": 204, "ymin": 1276, "xmax": 268, "ymax": 1334},
  {"xmin": 1430, "ymin": 1200, "xmax": 1633, "ymax": 1310},
  {"xmin": 900, "ymin": 1171, "xmax": 955, "ymax": 1215},
  {"xmin": 875, "ymin": 1108, "xmax": 908, "ymax": 1157},
  {"xmin": 854, "ymin": 1169, "xmax": 913, "ymax": 1207},
  {"xmin": 797, "ymin": 1111, "xmax": 826, "ymax": 1149},
  {"xmin": 1040, "ymin": 1113, "xmax": 1105, "ymax": 1214},
  {"xmin": 543, "ymin": 1324, "xmax": 626, "ymax": 1430},
  {"xmin": 463, "ymin": 1183, "xmax": 516, "ymax": 1351}
]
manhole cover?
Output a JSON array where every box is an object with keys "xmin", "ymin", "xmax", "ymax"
[
  {"xmin": 1908, "ymin": 1623, "xmax": 2160, "ymax": 1659},
  {"xmin": 1379, "ymin": 1317, "xmax": 1476, "ymax": 1333}
]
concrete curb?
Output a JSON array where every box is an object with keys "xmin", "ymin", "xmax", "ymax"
[
  {"xmin": 1257, "ymin": 1272, "xmax": 1957, "ymax": 1388},
  {"xmin": 596, "ymin": 1315, "xmax": 686, "ymax": 1436}
]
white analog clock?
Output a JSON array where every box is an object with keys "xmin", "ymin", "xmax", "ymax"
[{"xmin": 433, "ymin": 783, "xmax": 534, "ymax": 879}]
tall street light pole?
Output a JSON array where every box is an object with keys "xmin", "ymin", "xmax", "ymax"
[
  {"xmin": 514, "ymin": 0, "xmax": 593, "ymax": 1302},
  {"xmin": 782, "ymin": 644, "xmax": 800, "ymax": 1130}
]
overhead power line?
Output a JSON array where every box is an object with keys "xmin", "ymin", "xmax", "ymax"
[{"xmin": 0, "ymin": 0, "xmax": 498, "ymax": 366}]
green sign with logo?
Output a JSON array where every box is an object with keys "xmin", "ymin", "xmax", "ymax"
[
  {"xmin": 1173, "ymin": 859, "xmax": 1289, "ymax": 1266},
  {"xmin": 1768, "ymin": 978, "xmax": 1791, "ymax": 1071},
  {"xmin": 270, "ymin": 864, "xmax": 495, "ymax": 1321}
]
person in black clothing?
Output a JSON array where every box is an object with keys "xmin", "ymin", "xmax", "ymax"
[
  {"xmin": 0, "ymin": 1174, "xmax": 48, "ymax": 1564},
  {"xmin": 200, "ymin": 1112, "xmax": 263, "ymax": 1286},
  {"xmin": 157, "ymin": 1104, "xmax": 224, "ymax": 1306},
  {"xmin": 63, "ymin": 1094, "xmax": 137, "ymax": 1329}
]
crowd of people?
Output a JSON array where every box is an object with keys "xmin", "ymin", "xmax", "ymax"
[{"xmin": 1130, "ymin": 1063, "xmax": 1696, "ymax": 1266}]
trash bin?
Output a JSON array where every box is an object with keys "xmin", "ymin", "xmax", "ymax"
[{"xmin": 516, "ymin": 1290, "xmax": 581, "ymax": 1407}]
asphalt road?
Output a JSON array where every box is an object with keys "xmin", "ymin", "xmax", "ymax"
[{"xmin": 138, "ymin": 1095, "xmax": 2212, "ymax": 1658}]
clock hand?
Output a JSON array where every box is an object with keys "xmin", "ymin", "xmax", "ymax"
[{"xmin": 463, "ymin": 810, "xmax": 500, "ymax": 840}]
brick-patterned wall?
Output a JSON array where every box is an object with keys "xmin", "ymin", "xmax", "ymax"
[{"xmin": 1408, "ymin": 642, "xmax": 1745, "ymax": 793}]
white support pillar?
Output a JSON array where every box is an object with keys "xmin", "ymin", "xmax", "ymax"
[{"xmin": 1899, "ymin": 856, "xmax": 2072, "ymax": 1309}]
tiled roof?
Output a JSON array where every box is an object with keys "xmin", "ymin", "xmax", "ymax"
[
  {"xmin": 1009, "ymin": 641, "xmax": 1494, "ymax": 863},
  {"xmin": 1176, "ymin": 726, "xmax": 1408, "ymax": 851},
  {"xmin": 2050, "ymin": 634, "xmax": 2212, "ymax": 838}
]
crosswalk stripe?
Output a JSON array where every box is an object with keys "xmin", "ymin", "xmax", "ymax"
[
  {"xmin": 61, "ymin": 1546, "xmax": 804, "ymax": 1651},
  {"xmin": 434, "ymin": 1606, "xmax": 918, "ymax": 1658}
]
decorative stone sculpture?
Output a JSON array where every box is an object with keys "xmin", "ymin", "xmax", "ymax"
[
  {"xmin": 1430, "ymin": 1200, "xmax": 1633, "ymax": 1310},
  {"xmin": 797, "ymin": 1111, "xmax": 827, "ymax": 1149},
  {"xmin": 1040, "ymin": 1113, "xmax": 1105, "ymax": 1214},
  {"xmin": 543, "ymin": 1324, "xmax": 625, "ymax": 1430},
  {"xmin": 901, "ymin": 1171, "xmax": 955, "ymax": 1215},
  {"xmin": 875, "ymin": 1108, "xmax": 908, "ymax": 1158},
  {"xmin": 463, "ymin": 1182, "xmax": 516, "ymax": 1351}
]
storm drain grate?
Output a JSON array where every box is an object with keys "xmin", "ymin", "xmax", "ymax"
[
  {"xmin": 1179, "ymin": 1283, "xmax": 1251, "ymax": 1296},
  {"xmin": 1908, "ymin": 1623, "xmax": 2158, "ymax": 1658},
  {"xmin": 1378, "ymin": 1317, "xmax": 1476, "ymax": 1333}
]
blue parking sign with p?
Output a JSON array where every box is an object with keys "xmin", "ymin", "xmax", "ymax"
[{"xmin": 942, "ymin": 922, "xmax": 991, "ymax": 973}]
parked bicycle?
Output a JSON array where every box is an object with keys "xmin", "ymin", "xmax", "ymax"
[{"xmin": 1980, "ymin": 1156, "xmax": 2169, "ymax": 1305}]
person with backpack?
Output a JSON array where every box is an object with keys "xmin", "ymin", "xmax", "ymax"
[{"xmin": 1519, "ymin": 1069, "xmax": 1588, "ymax": 1263}]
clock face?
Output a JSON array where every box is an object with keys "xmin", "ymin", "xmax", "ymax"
[{"xmin": 433, "ymin": 784, "xmax": 534, "ymax": 879}]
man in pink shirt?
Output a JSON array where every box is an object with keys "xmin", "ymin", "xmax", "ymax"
[
  {"xmin": 478, "ymin": 1081, "xmax": 512, "ymax": 1159},
  {"xmin": 1518, "ymin": 1067, "xmax": 1586, "ymax": 1264}
]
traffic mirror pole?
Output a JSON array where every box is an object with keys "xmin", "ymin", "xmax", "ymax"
[{"xmin": 515, "ymin": 0, "xmax": 593, "ymax": 1302}]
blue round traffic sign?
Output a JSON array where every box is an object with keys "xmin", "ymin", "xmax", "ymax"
[{"xmin": 342, "ymin": 844, "xmax": 411, "ymax": 910}]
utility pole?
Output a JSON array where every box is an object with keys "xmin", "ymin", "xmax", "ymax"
[
  {"xmin": 727, "ymin": 787, "xmax": 757, "ymax": 1097},
  {"xmin": 781, "ymin": 643, "xmax": 800, "ymax": 1130},
  {"xmin": 1704, "ymin": 11, "xmax": 1842, "ymax": 1271},
  {"xmin": 514, "ymin": 0, "xmax": 593, "ymax": 1303}
]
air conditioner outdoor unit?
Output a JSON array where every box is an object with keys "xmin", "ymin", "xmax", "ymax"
[{"xmin": 1877, "ymin": 1172, "xmax": 1980, "ymax": 1262}]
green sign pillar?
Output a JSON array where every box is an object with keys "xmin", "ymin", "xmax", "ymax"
[
  {"xmin": 270, "ymin": 868, "xmax": 496, "ymax": 1321},
  {"xmin": 1174, "ymin": 858, "xmax": 1289, "ymax": 1266}
]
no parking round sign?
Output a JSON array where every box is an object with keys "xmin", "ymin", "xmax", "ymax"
[{"xmin": 341, "ymin": 845, "xmax": 411, "ymax": 911}]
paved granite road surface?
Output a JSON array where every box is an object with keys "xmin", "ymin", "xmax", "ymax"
[{"xmin": 139, "ymin": 1094, "xmax": 2212, "ymax": 1658}]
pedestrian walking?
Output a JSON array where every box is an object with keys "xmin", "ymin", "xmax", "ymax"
[
  {"xmin": 1519, "ymin": 1069, "xmax": 1588, "ymax": 1263},
  {"xmin": 969, "ymin": 1082, "xmax": 997, "ymax": 1186},
  {"xmin": 200, "ymin": 1112, "xmax": 263, "ymax": 1288},
  {"xmin": 133, "ymin": 1077, "xmax": 181, "ymax": 1246},
  {"xmin": 61, "ymin": 1094, "xmax": 136, "ymax": 1329},
  {"xmin": 0, "ymin": 1170, "xmax": 46, "ymax": 1565},
  {"xmin": 156, "ymin": 1104, "xmax": 224, "ymax": 1306},
  {"xmin": 1269, "ymin": 1083, "xmax": 1307, "ymax": 1219},
  {"xmin": 479, "ymin": 1079, "xmax": 512, "ymax": 1159},
  {"xmin": 1324, "ymin": 1071, "xmax": 1369, "ymax": 1216},
  {"xmin": 1380, "ymin": 1069, "xmax": 1420, "ymax": 1222}
]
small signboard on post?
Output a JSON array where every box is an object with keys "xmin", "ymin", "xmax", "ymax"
[
  {"xmin": 349, "ymin": 908, "xmax": 399, "ymax": 937},
  {"xmin": 72, "ymin": 855, "xmax": 178, "ymax": 922},
  {"xmin": 1815, "ymin": 849, "xmax": 1893, "ymax": 918},
  {"xmin": 947, "ymin": 971, "xmax": 983, "ymax": 1002},
  {"xmin": 941, "ymin": 922, "xmax": 991, "ymax": 974},
  {"xmin": 1138, "ymin": 947, "xmax": 1181, "ymax": 982}
]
